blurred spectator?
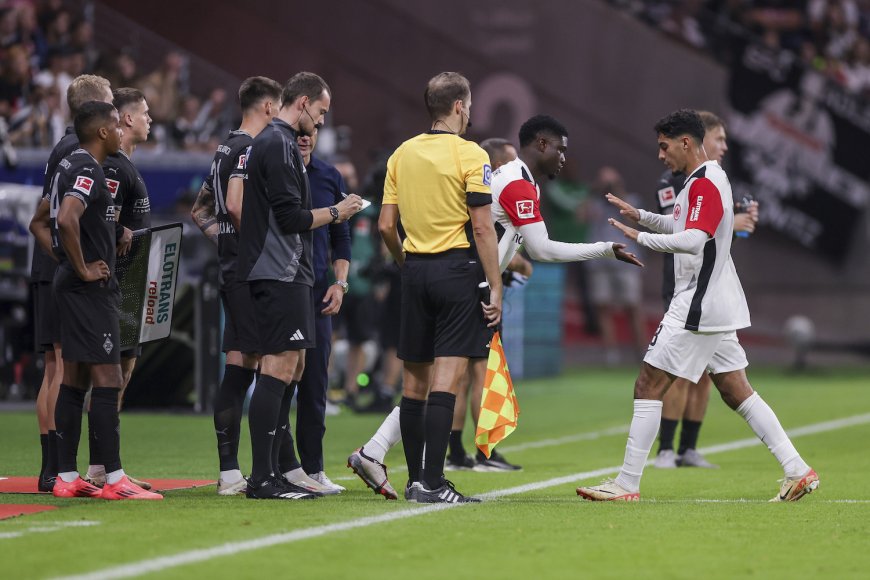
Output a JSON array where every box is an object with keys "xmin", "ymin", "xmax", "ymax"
[
  {"xmin": 842, "ymin": 36, "xmax": 870, "ymax": 92},
  {"xmin": 70, "ymin": 19, "xmax": 98, "ymax": 72},
  {"xmin": 33, "ymin": 45, "xmax": 71, "ymax": 116},
  {"xmin": 580, "ymin": 166, "xmax": 647, "ymax": 365},
  {"xmin": 139, "ymin": 50, "xmax": 186, "ymax": 125},
  {"xmin": 43, "ymin": 9, "xmax": 71, "ymax": 49},
  {"xmin": 0, "ymin": 44, "xmax": 34, "ymax": 120},
  {"xmin": 0, "ymin": 7, "xmax": 21, "ymax": 50},
  {"xmin": 192, "ymin": 87, "xmax": 231, "ymax": 150},
  {"xmin": 171, "ymin": 93, "xmax": 202, "ymax": 150},
  {"xmin": 17, "ymin": 3, "xmax": 48, "ymax": 69},
  {"xmin": 97, "ymin": 47, "xmax": 138, "ymax": 90},
  {"xmin": 660, "ymin": 0, "xmax": 708, "ymax": 48}
]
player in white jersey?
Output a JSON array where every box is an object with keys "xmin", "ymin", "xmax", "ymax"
[
  {"xmin": 347, "ymin": 115, "xmax": 642, "ymax": 499},
  {"xmin": 577, "ymin": 109, "xmax": 819, "ymax": 502}
]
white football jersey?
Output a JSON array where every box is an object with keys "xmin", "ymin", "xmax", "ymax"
[
  {"xmin": 489, "ymin": 158, "xmax": 543, "ymax": 273},
  {"xmin": 664, "ymin": 161, "xmax": 751, "ymax": 332}
]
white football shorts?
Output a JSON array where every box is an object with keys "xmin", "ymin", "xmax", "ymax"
[{"xmin": 643, "ymin": 322, "xmax": 748, "ymax": 383}]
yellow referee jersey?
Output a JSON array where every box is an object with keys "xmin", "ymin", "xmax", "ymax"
[{"xmin": 383, "ymin": 131, "xmax": 492, "ymax": 254}]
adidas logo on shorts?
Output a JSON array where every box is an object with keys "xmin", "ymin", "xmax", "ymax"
[{"xmin": 290, "ymin": 329, "xmax": 305, "ymax": 341}]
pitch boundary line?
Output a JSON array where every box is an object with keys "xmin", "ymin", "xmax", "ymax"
[{"xmin": 56, "ymin": 412, "xmax": 870, "ymax": 580}]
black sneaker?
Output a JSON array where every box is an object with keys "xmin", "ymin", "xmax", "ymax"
[
  {"xmin": 38, "ymin": 475, "xmax": 56, "ymax": 493},
  {"xmin": 445, "ymin": 454, "xmax": 476, "ymax": 471},
  {"xmin": 246, "ymin": 476, "xmax": 317, "ymax": 500},
  {"xmin": 416, "ymin": 479, "xmax": 481, "ymax": 504},
  {"xmin": 404, "ymin": 480, "xmax": 423, "ymax": 502},
  {"xmin": 475, "ymin": 450, "xmax": 522, "ymax": 472}
]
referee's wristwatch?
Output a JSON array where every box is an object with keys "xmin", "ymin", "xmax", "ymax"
[
  {"xmin": 333, "ymin": 280, "xmax": 349, "ymax": 294},
  {"xmin": 328, "ymin": 206, "xmax": 340, "ymax": 223}
]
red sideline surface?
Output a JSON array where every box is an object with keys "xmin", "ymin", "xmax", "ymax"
[
  {"xmin": 0, "ymin": 504, "xmax": 57, "ymax": 520},
  {"xmin": 0, "ymin": 477, "xmax": 215, "ymax": 494}
]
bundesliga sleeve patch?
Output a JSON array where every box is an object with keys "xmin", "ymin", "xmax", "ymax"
[
  {"xmin": 657, "ymin": 186, "xmax": 676, "ymax": 208},
  {"xmin": 483, "ymin": 163, "xmax": 492, "ymax": 186},
  {"xmin": 106, "ymin": 178, "xmax": 120, "ymax": 199},
  {"xmin": 516, "ymin": 200, "xmax": 535, "ymax": 219},
  {"xmin": 236, "ymin": 153, "xmax": 247, "ymax": 170},
  {"xmin": 73, "ymin": 175, "xmax": 94, "ymax": 196}
]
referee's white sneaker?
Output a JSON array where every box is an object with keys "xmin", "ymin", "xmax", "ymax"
[{"xmin": 308, "ymin": 471, "xmax": 345, "ymax": 494}]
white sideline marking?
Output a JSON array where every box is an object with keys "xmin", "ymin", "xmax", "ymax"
[
  {"xmin": 56, "ymin": 412, "xmax": 870, "ymax": 580},
  {"xmin": 0, "ymin": 521, "xmax": 99, "ymax": 541}
]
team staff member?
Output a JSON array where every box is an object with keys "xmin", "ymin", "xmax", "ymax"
[
  {"xmin": 284, "ymin": 128, "xmax": 351, "ymax": 494},
  {"xmin": 28, "ymin": 74, "xmax": 116, "ymax": 492},
  {"xmin": 653, "ymin": 111, "xmax": 759, "ymax": 470},
  {"xmin": 236, "ymin": 71, "xmax": 362, "ymax": 500},
  {"xmin": 378, "ymin": 71, "xmax": 502, "ymax": 504},
  {"xmin": 83, "ymin": 87, "xmax": 154, "ymax": 491},
  {"xmin": 190, "ymin": 76, "xmax": 284, "ymax": 496},
  {"xmin": 50, "ymin": 101, "xmax": 161, "ymax": 500}
]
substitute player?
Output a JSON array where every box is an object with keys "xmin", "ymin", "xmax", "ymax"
[
  {"xmin": 190, "ymin": 76, "xmax": 295, "ymax": 496},
  {"xmin": 653, "ymin": 111, "xmax": 759, "ymax": 470},
  {"xmin": 28, "ymin": 74, "xmax": 115, "ymax": 492},
  {"xmin": 577, "ymin": 109, "xmax": 818, "ymax": 502},
  {"xmin": 50, "ymin": 101, "xmax": 161, "ymax": 500},
  {"xmin": 83, "ymin": 87, "xmax": 154, "ymax": 491},
  {"xmin": 236, "ymin": 72, "xmax": 362, "ymax": 500}
]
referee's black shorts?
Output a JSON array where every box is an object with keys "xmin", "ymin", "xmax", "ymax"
[
  {"xmin": 398, "ymin": 249, "xmax": 489, "ymax": 363},
  {"xmin": 221, "ymin": 282, "xmax": 260, "ymax": 354},
  {"xmin": 32, "ymin": 281, "xmax": 61, "ymax": 352},
  {"xmin": 249, "ymin": 279, "xmax": 315, "ymax": 354},
  {"xmin": 53, "ymin": 268, "xmax": 121, "ymax": 365}
]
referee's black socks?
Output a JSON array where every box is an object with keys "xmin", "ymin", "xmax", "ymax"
[
  {"xmin": 423, "ymin": 391, "xmax": 456, "ymax": 489},
  {"xmin": 89, "ymin": 387, "xmax": 122, "ymax": 473},
  {"xmin": 248, "ymin": 374, "xmax": 286, "ymax": 482},
  {"xmin": 55, "ymin": 384, "xmax": 86, "ymax": 474},
  {"xmin": 214, "ymin": 364, "xmax": 255, "ymax": 472},
  {"xmin": 399, "ymin": 396, "xmax": 426, "ymax": 483},
  {"xmin": 274, "ymin": 381, "xmax": 301, "ymax": 474}
]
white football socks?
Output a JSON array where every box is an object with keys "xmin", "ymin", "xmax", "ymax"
[
  {"xmin": 220, "ymin": 469, "xmax": 243, "ymax": 483},
  {"xmin": 614, "ymin": 399, "xmax": 663, "ymax": 493},
  {"xmin": 86, "ymin": 464, "xmax": 105, "ymax": 478},
  {"xmin": 58, "ymin": 471, "xmax": 79, "ymax": 483},
  {"xmin": 364, "ymin": 406, "xmax": 402, "ymax": 463},
  {"xmin": 736, "ymin": 392, "xmax": 810, "ymax": 478},
  {"xmin": 106, "ymin": 469, "xmax": 125, "ymax": 485}
]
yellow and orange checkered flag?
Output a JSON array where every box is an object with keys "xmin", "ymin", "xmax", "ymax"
[{"xmin": 475, "ymin": 331, "xmax": 520, "ymax": 458}]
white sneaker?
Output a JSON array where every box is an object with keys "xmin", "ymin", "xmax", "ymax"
[
  {"xmin": 325, "ymin": 400, "xmax": 341, "ymax": 416},
  {"xmin": 284, "ymin": 467, "xmax": 336, "ymax": 496},
  {"xmin": 576, "ymin": 478, "xmax": 640, "ymax": 501},
  {"xmin": 217, "ymin": 476, "xmax": 248, "ymax": 496},
  {"xmin": 308, "ymin": 471, "xmax": 345, "ymax": 493},
  {"xmin": 653, "ymin": 449, "xmax": 678, "ymax": 469}
]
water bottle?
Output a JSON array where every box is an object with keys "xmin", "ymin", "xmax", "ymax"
[{"xmin": 734, "ymin": 195, "xmax": 754, "ymax": 238}]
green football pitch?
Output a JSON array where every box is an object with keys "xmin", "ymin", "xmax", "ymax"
[{"xmin": 2, "ymin": 367, "xmax": 869, "ymax": 579}]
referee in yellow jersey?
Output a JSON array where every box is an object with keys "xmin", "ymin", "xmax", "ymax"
[{"xmin": 378, "ymin": 72, "xmax": 501, "ymax": 504}]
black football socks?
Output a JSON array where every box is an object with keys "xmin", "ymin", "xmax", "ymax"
[{"xmin": 214, "ymin": 364, "xmax": 254, "ymax": 472}]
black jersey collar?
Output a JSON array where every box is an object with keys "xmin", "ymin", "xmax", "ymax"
[
  {"xmin": 272, "ymin": 117, "xmax": 298, "ymax": 137},
  {"xmin": 426, "ymin": 129, "xmax": 454, "ymax": 135}
]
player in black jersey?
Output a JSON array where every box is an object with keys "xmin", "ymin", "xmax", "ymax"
[
  {"xmin": 78, "ymin": 87, "xmax": 154, "ymax": 490},
  {"xmin": 50, "ymin": 101, "xmax": 161, "ymax": 500},
  {"xmin": 236, "ymin": 72, "xmax": 362, "ymax": 500},
  {"xmin": 652, "ymin": 111, "xmax": 759, "ymax": 470},
  {"xmin": 190, "ymin": 76, "xmax": 309, "ymax": 496},
  {"xmin": 28, "ymin": 74, "xmax": 114, "ymax": 492}
]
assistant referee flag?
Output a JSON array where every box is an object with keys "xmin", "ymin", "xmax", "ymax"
[{"xmin": 475, "ymin": 331, "xmax": 520, "ymax": 458}]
